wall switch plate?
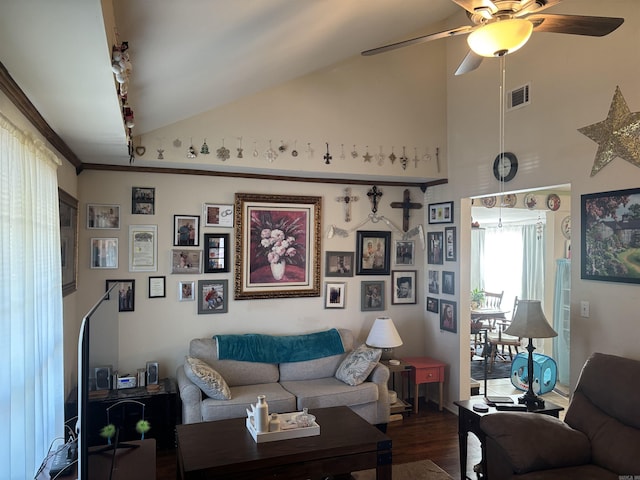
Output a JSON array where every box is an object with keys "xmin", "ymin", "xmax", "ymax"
[{"xmin": 580, "ymin": 300, "xmax": 590, "ymax": 318}]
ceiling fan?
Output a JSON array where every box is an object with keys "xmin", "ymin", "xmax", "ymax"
[{"xmin": 362, "ymin": 0, "xmax": 624, "ymax": 75}]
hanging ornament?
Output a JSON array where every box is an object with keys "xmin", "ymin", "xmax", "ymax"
[
  {"xmin": 400, "ymin": 146, "xmax": 408, "ymax": 170},
  {"xmin": 217, "ymin": 139, "xmax": 230, "ymax": 161},
  {"xmin": 236, "ymin": 137, "xmax": 243, "ymax": 158},
  {"xmin": 200, "ymin": 138, "xmax": 210, "ymax": 155},
  {"xmin": 157, "ymin": 149, "xmax": 164, "ymax": 160},
  {"xmin": 340, "ymin": 144, "xmax": 346, "ymax": 160},
  {"xmin": 173, "ymin": 138, "xmax": 182, "ymax": 148},
  {"xmin": 187, "ymin": 138, "xmax": 197, "ymax": 158},
  {"xmin": 306, "ymin": 142, "xmax": 314, "ymax": 159},
  {"xmin": 291, "ymin": 140, "xmax": 298, "ymax": 157},
  {"xmin": 351, "ymin": 145, "xmax": 358, "ymax": 159},
  {"xmin": 377, "ymin": 146, "xmax": 384, "ymax": 166},
  {"xmin": 252, "ymin": 140, "xmax": 259, "ymax": 157},
  {"xmin": 413, "ymin": 147, "xmax": 419, "ymax": 168},
  {"xmin": 363, "ymin": 146, "xmax": 372, "ymax": 162},
  {"xmin": 265, "ymin": 140, "xmax": 278, "ymax": 162},
  {"xmin": 536, "ymin": 213, "xmax": 544, "ymax": 240},
  {"xmin": 324, "ymin": 143, "xmax": 332, "ymax": 165},
  {"xmin": 278, "ymin": 140, "xmax": 287, "ymax": 153},
  {"xmin": 389, "ymin": 146, "xmax": 397, "ymax": 164}
]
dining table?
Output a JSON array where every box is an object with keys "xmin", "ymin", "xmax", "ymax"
[{"xmin": 470, "ymin": 308, "xmax": 511, "ymax": 352}]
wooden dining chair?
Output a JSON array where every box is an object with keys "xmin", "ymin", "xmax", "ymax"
[{"xmin": 487, "ymin": 296, "xmax": 522, "ymax": 372}]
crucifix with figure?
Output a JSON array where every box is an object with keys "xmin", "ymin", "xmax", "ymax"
[
  {"xmin": 391, "ymin": 189, "xmax": 423, "ymax": 232},
  {"xmin": 336, "ymin": 188, "xmax": 358, "ymax": 222},
  {"xmin": 367, "ymin": 186, "xmax": 383, "ymax": 214}
]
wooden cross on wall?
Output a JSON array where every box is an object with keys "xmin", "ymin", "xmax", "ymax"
[
  {"xmin": 336, "ymin": 188, "xmax": 358, "ymax": 222},
  {"xmin": 367, "ymin": 186, "xmax": 383, "ymax": 214},
  {"xmin": 390, "ymin": 189, "xmax": 423, "ymax": 232}
]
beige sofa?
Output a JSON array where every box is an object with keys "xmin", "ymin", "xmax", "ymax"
[
  {"xmin": 480, "ymin": 353, "xmax": 640, "ymax": 479},
  {"xmin": 176, "ymin": 329, "xmax": 390, "ymax": 427}
]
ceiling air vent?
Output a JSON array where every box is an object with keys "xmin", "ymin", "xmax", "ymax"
[{"xmin": 507, "ymin": 83, "xmax": 530, "ymax": 111}]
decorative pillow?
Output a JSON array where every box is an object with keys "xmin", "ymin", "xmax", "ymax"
[
  {"xmin": 184, "ymin": 356, "xmax": 231, "ymax": 400},
  {"xmin": 335, "ymin": 344, "xmax": 382, "ymax": 386}
]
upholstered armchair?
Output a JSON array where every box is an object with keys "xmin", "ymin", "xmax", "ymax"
[{"xmin": 479, "ymin": 353, "xmax": 640, "ymax": 479}]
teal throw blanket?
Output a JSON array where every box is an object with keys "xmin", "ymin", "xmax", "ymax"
[{"xmin": 215, "ymin": 328, "xmax": 345, "ymax": 363}]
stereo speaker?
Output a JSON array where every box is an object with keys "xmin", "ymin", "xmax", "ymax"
[
  {"xmin": 95, "ymin": 366, "xmax": 112, "ymax": 390},
  {"xmin": 146, "ymin": 361, "xmax": 159, "ymax": 385}
]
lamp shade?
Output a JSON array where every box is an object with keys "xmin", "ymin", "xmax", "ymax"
[
  {"xmin": 366, "ymin": 317, "xmax": 403, "ymax": 349},
  {"xmin": 504, "ymin": 300, "xmax": 557, "ymax": 339},
  {"xmin": 467, "ymin": 18, "xmax": 533, "ymax": 57}
]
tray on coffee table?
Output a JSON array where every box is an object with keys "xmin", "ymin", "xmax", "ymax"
[{"xmin": 246, "ymin": 411, "xmax": 320, "ymax": 443}]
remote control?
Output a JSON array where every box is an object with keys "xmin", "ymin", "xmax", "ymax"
[
  {"xmin": 49, "ymin": 441, "xmax": 76, "ymax": 478},
  {"xmin": 494, "ymin": 403, "xmax": 527, "ymax": 412}
]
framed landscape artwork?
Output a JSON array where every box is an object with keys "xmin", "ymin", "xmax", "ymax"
[
  {"xmin": 582, "ymin": 187, "xmax": 640, "ymax": 284},
  {"xmin": 234, "ymin": 193, "xmax": 322, "ymax": 300}
]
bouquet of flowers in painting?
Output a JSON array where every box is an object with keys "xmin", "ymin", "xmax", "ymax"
[{"xmin": 250, "ymin": 210, "xmax": 306, "ymax": 281}]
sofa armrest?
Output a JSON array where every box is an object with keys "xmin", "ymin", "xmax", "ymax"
[
  {"xmin": 480, "ymin": 412, "xmax": 591, "ymax": 474},
  {"xmin": 176, "ymin": 365, "xmax": 203, "ymax": 424},
  {"xmin": 368, "ymin": 362, "xmax": 390, "ymax": 424}
]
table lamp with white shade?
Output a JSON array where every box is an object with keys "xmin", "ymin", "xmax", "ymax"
[
  {"xmin": 504, "ymin": 300, "xmax": 558, "ymax": 408},
  {"xmin": 365, "ymin": 316, "xmax": 403, "ymax": 362}
]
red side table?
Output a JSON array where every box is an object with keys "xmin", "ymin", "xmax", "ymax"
[{"xmin": 401, "ymin": 356, "xmax": 447, "ymax": 413}]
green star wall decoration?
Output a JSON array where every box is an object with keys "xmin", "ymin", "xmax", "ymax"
[{"xmin": 578, "ymin": 86, "xmax": 640, "ymax": 176}]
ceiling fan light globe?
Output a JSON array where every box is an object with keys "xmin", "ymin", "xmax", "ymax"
[{"xmin": 467, "ymin": 19, "xmax": 533, "ymax": 57}]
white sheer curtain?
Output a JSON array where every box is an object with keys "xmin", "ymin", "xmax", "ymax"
[
  {"xmin": 482, "ymin": 225, "xmax": 524, "ymax": 312},
  {"xmin": 1, "ymin": 112, "xmax": 64, "ymax": 479}
]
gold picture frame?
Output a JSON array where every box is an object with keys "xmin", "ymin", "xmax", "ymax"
[{"xmin": 234, "ymin": 193, "xmax": 322, "ymax": 300}]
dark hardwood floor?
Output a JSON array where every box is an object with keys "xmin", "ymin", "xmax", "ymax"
[{"xmin": 156, "ymin": 398, "xmax": 482, "ymax": 479}]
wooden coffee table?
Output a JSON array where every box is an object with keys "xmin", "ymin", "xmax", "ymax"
[{"xmin": 176, "ymin": 406, "xmax": 392, "ymax": 479}]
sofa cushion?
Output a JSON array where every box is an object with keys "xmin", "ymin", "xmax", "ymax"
[
  {"xmin": 184, "ymin": 356, "xmax": 231, "ymax": 400},
  {"xmin": 280, "ymin": 377, "xmax": 378, "ymax": 410},
  {"xmin": 189, "ymin": 338, "xmax": 279, "ymax": 386},
  {"xmin": 514, "ymin": 464, "xmax": 619, "ymax": 480},
  {"xmin": 335, "ymin": 344, "xmax": 381, "ymax": 386},
  {"xmin": 201, "ymin": 383, "xmax": 296, "ymax": 422},
  {"xmin": 480, "ymin": 412, "xmax": 591, "ymax": 473}
]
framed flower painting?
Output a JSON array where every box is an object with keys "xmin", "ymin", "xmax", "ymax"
[{"xmin": 234, "ymin": 193, "xmax": 322, "ymax": 300}]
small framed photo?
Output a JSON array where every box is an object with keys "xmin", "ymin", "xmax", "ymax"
[
  {"xmin": 444, "ymin": 226, "xmax": 457, "ymax": 262},
  {"xmin": 427, "ymin": 232, "xmax": 444, "ymax": 265},
  {"xmin": 179, "ymin": 280, "xmax": 195, "ymax": 301},
  {"xmin": 204, "ymin": 233, "xmax": 230, "ymax": 273},
  {"xmin": 325, "ymin": 251, "xmax": 354, "ymax": 277},
  {"xmin": 171, "ymin": 249, "xmax": 202, "ymax": 274},
  {"xmin": 440, "ymin": 299, "xmax": 457, "ymax": 333},
  {"xmin": 90, "ymin": 238, "xmax": 118, "ymax": 269},
  {"xmin": 87, "ymin": 204, "xmax": 120, "ymax": 229},
  {"xmin": 106, "ymin": 279, "xmax": 135, "ymax": 312},
  {"xmin": 324, "ymin": 282, "xmax": 346, "ymax": 309},
  {"xmin": 361, "ymin": 281, "xmax": 385, "ymax": 311},
  {"xmin": 356, "ymin": 230, "xmax": 391, "ymax": 275},
  {"xmin": 174, "ymin": 215, "xmax": 200, "ymax": 246},
  {"xmin": 428, "ymin": 201, "xmax": 454, "ymax": 224},
  {"xmin": 392, "ymin": 270, "xmax": 417, "ymax": 305},
  {"xmin": 394, "ymin": 240, "xmax": 415, "ymax": 266},
  {"xmin": 131, "ymin": 187, "xmax": 155, "ymax": 215},
  {"xmin": 204, "ymin": 203, "xmax": 234, "ymax": 227},
  {"xmin": 148, "ymin": 276, "xmax": 165, "ymax": 298},
  {"xmin": 198, "ymin": 279, "xmax": 228, "ymax": 314},
  {"xmin": 442, "ymin": 271, "xmax": 455, "ymax": 295},
  {"xmin": 428, "ymin": 270, "xmax": 440, "ymax": 294},
  {"xmin": 426, "ymin": 296, "xmax": 439, "ymax": 313}
]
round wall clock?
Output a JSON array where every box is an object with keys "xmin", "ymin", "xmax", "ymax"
[
  {"xmin": 493, "ymin": 152, "xmax": 518, "ymax": 182},
  {"xmin": 561, "ymin": 216, "xmax": 571, "ymax": 239},
  {"xmin": 547, "ymin": 194, "xmax": 561, "ymax": 211}
]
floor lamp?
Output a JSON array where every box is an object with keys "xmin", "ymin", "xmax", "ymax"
[{"xmin": 504, "ymin": 300, "xmax": 557, "ymax": 408}]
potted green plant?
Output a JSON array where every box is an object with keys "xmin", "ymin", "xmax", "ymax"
[{"xmin": 471, "ymin": 288, "xmax": 485, "ymax": 310}]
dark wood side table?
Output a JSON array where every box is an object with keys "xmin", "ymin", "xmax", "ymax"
[
  {"xmin": 65, "ymin": 377, "xmax": 178, "ymax": 450},
  {"xmin": 380, "ymin": 359, "xmax": 413, "ymax": 415},
  {"xmin": 454, "ymin": 396, "xmax": 564, "ymax": 480},
  {"xmin": 401, "ymin": 356, "xmax": 447, "ymax": 412}
]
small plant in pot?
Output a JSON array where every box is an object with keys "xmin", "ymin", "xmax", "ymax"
[{"xmin": 471, "ymin": 288, "xmax": 485, "ymax": 310}]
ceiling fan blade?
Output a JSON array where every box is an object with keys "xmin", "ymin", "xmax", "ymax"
[
  {"xmin": 528, "ymin": 14, "xmax": 624, "ymax": 36},
  {"xmin": 455, "ymin": 50, "xmax": 484, "ymax": 76},
  {"xmin": 361, "ymin": 25, "xmax": 475, "ymax": 56}
]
